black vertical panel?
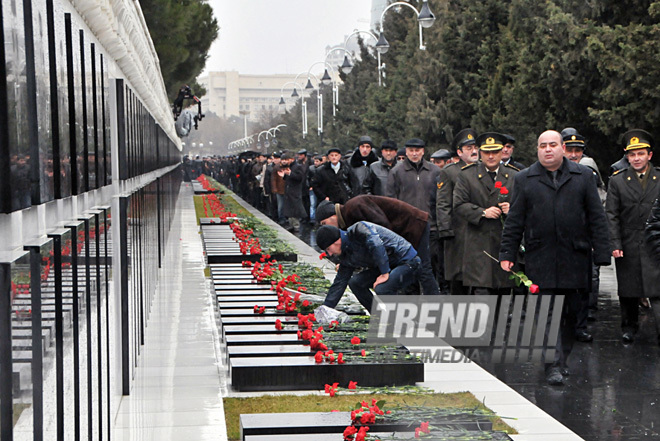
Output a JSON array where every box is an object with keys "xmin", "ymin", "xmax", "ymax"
[
  {"xmin": 90, "ymin": 210, "xmax": 103, "ymax": 440},
  {"xmin": 157, "ymin": 177, "xmax": 162, "ymax": 268},
  {"xmin": 39, "ymin": 234, "xmax": 61, "ymax": 441},
  {"xmin": 54, "ymin": 8, "xmax": 70, "ymax": 198},
  {"xmin": 78, "ymin": 213, "xmax": 93, "ymax": 441},
  {"xmin": 64, "ymin": 220, "xmax": 83, "ymax": 441},
  {"xmin": 79, "ymin": 31, "xmax": 88, "ymax": 193},
  {"xmin": 45, "ymin": 0, "xmax": 60, "ymax": 199},
  {"xmin": 25, "ymin": 241, "xmax": 44, "ymax": 441},
  {"xmin": 99, "ymin": 55, "xmax": 106, "ymax": 186},
  {"xmin": 102, "ymin": 57, "xmax": 110, "ymax": 185},
  {"xmin": 103, "ymin": 208, "xmax": 111, "ymax": 441},
  {"xmin": 90, "ymin": 44, "xmax": 98, "ymax": 190},
  {"xmin": 2, "ymin": 0, "xmax": 31, "ymax": 212},
  {"xmin": 64, "ymin": 14, "xmax": 78, "ymax": 195},
  {"xmin": 0, "ymin": 262, "xmax": 13, "ymax": 441},
  {"xmin": 0, "ymin": 0, "xmax": 9, "ymax": 212},
  {"xmin": 115, "ymin": 79, "xmax": 126, "ymax": 180},
  {"xmin": 29, "ymin": 0, "xmax": 55, "ymax": 204},
  {"xmin": 138, "ymin": 190, "xmax": 144, "ymax": 346},
  {"xmin": 119, "ymin": 195, "xmax": 130, "ymax": 394}
]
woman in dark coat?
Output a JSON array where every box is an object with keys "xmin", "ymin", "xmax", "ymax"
[{"xmin": 279, "ymin": 153, "xmax": 307, "ymax": 231}]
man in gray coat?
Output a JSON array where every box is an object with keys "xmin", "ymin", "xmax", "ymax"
[
  {"xmin": 606, "ymin": 129, "xmax": 660, "ymax": 344},
  {"xmin": 386, "ymin": 138, "xmax": 441, "ymax": 295},
  {"xmin": 500, "ymin": 130, "xmax": 610, "ymax": 385}
]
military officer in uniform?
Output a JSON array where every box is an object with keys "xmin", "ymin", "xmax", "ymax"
[
  {"xmin": 436, "ymin": 128, "xmax": 480, "ymax": 295},
  {"xmin": 606, "ymin": 129, "xmax": 660, "ymax": 344},
  {"xmin": 454, "ymin": 133, "xmax": 519, "ymax": 294},
  {"xmin": 501, "ymin": 134, "xmax": 525, "ymax": 170}
]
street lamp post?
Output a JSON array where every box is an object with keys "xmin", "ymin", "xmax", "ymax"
[
  {"xmin": 343, "ymin": 30, "xmax": 383, "ymax": 86},
  {"xmin": 324, "ymin": 46, "xmax": 356, "ymax": 114},
  {"xmin": 378, "ymin": 1, "xmax": 436, "ymax": 53},
  {"xmin": 239, "ymin": 110, "xmax": 250, "ymax": 138},
  {"xmin": 302, "ymin": 68, "xmax": 327, "ymax": 145},
  {"xmin": 279, "ymin": 81, "xmax": 307, "ymax": 138}
]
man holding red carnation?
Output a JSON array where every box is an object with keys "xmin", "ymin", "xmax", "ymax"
[
  {"xmin": 453, "ymin": 132, "xmax": 520, "ymax": 294},
  {"xmin": 499, "ymin": 130, "xmax": 610, "ymax": 386}
]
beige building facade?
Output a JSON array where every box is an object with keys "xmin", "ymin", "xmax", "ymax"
[{"xmin": 198, "ymin": 71, "xmax": 304, "ymax": 121}]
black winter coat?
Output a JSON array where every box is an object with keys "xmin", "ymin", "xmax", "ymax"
[
  {"xmin": 348, "ymin": 149, "xmax": 379, "ymax": 196},
  {"xmin": 500, "ymin": 159, "xmax": 610, "ymax": 290},
  {"xmin": 282, "ymin": 163, "xmax": 307, "ymax": 218},
  {"xmin": 311, "ymin": 161, "xmax": 353, "ymax": 204}
]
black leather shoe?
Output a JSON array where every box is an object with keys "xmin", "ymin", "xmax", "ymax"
[
  {"xmin": 622, "ymin": 332, "xmax": 635, "ymax": 343},
  {"xmin": 546, "ymin": 367, "xmax": 564, "ymax": 386},
  {"xmin": 575, "ymin": 330, "xmax": 593, "ymax": 342}
]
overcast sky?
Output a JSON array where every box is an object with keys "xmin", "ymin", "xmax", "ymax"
[{"xmin": 203, "ymin": 0, "xmax": 374, "ymax": 76}]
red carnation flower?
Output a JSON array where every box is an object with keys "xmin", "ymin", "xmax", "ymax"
[
  {"xmin": 343, "ymin": 425, "xmax": 358, "ymax": 439},
  {"xmin": 314, "ymin": 351, "xmax": 324, "ymax": 363},
  {"xmin": 500, "ymin": 186, "xmax": 509, "ymax": 195},
  {"xmin": 275, "ymin": 319, "xmax": 282, "ymax": 331},
  {"xmin": 494, "ymin": 181, "xmax": 503, "ymax": 188},
  {"xmin": 348, "ymin": 381, "xmax": 358, "ymax": 390},
  {"xmin": 351, "ymin": 336, "xmax": 361, "ymax": 345},
  {"xmin": 319, "ymin": 252, "xmax": 327, "ymax": 259},
  {"xmin": 529, "ymin": 284, "xmax": 540, "ymax": 294}
]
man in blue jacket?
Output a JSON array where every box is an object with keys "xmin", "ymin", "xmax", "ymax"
[{"xmin": 316, "ymin": 222, "xmax": 421, "ymax": 312}]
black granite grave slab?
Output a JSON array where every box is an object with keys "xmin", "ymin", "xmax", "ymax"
[
  {"xmin": 218, "ymin": 301, "xmax": 279, "ymax": 309},
  {"xmin": 222, "ymin": 324, "xmax": 297, "ymax": 335},
  {"xmin": 239, "ymin": 410, "xmax": 492, "ymax": 439},
  {"xmin": 210, "ymin": 274, "xmax": 255, "ymax": 280},
  {"xmin": 220, "ymin": 316, "xmax": 298, "ymax": 325},
  {"xmin": 216, "ymin": 296, "xmax": 277, "ymax": 304},
  {"xmin": 230, "ymin": 356, "xmax": 424, "ymax": 391},
  {"xmin": 227, "ymin": 344, "xmax": 312, "ymax": 358},
  {"xmin": 219, "ymin": 308, "xmax": 280, "ymax": 317},
  {"xmin": 224, "ymin": 333, "xmax": 301, "ymax": 346},
  {"xmin": 208, "ymin": 252, "xmax": 297, "ymax": 264},
  {"xmin": 200, "ymin": 217, "xmax": 234, "ymax": 225},
  {"xmin": 242, "ymin": 432, "xmax": 513, "ymax": 441},
  {"xmin": 213, "ymin": 284, "xmax": 272, "ymax": 290},
  {"xmin": 214, "ymin": 290, "xmax": 276, "ymax": 297},
  {"xmin": 213, "ymin": 280, "xmax": 271, "ymax": 287}
]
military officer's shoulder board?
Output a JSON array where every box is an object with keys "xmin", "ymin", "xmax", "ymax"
[
  {"xmin": 503, "ymin": 163, "xmax": 520, "ymax": 172},
  {"xmin": 612, "ymin": 168, "xmax": 627, "ymax": 176},
  {"xmin": 461, "ymin": 163, "xmax": 477, "ymax": 170},
  {"xmin": 444, "ymin": 162, "xmax": 457, "ymax": 169}
]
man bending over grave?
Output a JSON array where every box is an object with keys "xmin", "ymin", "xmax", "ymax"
[{"xmin": 316, "ymin": 222, "xmax": 421, "ymax": 312}]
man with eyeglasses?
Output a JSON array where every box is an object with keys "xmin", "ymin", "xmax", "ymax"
[{"xmin": 436, "ymin": 128, "xmax": 480, "ymax": 295}]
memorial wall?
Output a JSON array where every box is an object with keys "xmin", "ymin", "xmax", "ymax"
[{"xmin": 0, "ymin": 0, "xmax": 182, "ymax": 439}]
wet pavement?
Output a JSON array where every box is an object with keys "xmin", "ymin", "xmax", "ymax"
[{"xmin": 284, "ymin": 217, "xmax": 660, "ymax": 441}]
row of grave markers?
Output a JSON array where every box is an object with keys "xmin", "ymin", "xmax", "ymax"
[{"xmin": 198, "ymin": 212, "xmax": 513, "ymax": 440}]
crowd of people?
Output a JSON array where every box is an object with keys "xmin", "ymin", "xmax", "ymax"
[{"xmin": 184, "ymin": 127, "xmax": 660, "ymax": 385}]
